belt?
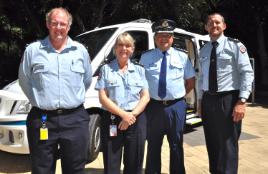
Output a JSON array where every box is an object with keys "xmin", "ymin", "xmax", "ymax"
[
  {"xmin": 32, "ymin": 104, "xmax": 83, "ymax": 115},
  {"xmin": 204, "ymin": 90, "xmax": 239, "ymax": 96},
  {"xmin": 150, "ymin": 97, "xmax": 184, "ymax": 106}
]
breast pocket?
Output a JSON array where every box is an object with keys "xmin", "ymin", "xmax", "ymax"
[
  {"xmin": 199, "ymin": 56, "xmax": 209, "ymax": 75},
  {"xmin": 170, "ymin": 62, "xmax": 183, "ymax": 80},
  {"xmin": 145, "ymin": 64, "xmax": 159, "ymax": 76},
  {"xmin": 128, "ymin": 80, "xmax": 143, "ymax": 96},
  {"xmin": 217, "ymin": 55, "xmax": 233, "ymax": 71},
  {"xmin": 106, "ymin": 80, "xmax": 120, "ymax": 100},
  {"xmin": 32, "ymin": 64, "xmax": 49, "ymax": 90},
  {"xmin": 70, "ymin": 58, "xmax": 85, "ymax": 87}
]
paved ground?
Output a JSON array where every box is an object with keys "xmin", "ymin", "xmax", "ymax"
[{"xmin": 0, "ymin": 102, "xmax": 268, "ymax": 174}]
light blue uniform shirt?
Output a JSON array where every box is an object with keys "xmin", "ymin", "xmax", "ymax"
[
  {"xmin": 95, "ymin": 59, "xmax": 148, "ymax": 111},
  {"xmin": 140, "ymin": 47, "xmax": 195, "ymax": 100},
  {"xmin": 19, "ymin": 37, "xmax": 92, "ymax": 110},
  {"xmin": 198, "ymin": 34, "xmax": 254, "ymax": 99}
]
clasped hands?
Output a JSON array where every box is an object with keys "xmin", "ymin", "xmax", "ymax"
[{"xmin": 119, "ymin": 111, "xmax": 136, "ymax": 130}]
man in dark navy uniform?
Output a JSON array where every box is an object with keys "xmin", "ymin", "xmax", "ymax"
[{"xmin": 140, "ymin": 19, "xmax": 195, "ymax": 174}]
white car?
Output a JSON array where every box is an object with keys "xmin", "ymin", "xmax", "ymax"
[{"xmin": 0, "ymin": 19, "xmax": 209, "ymax": 162}]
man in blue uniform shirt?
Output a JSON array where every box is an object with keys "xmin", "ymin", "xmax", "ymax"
[
  {"xmin": 19, "ymin": 7, "xmax": 92, "ymax": 174},
  {"xmin": 140, "ymin": 19, "xmax": 195, "ymax": 174},
  {"xmin": 198, "ymin": 13, "xmax": 254, "ymax": 174}
]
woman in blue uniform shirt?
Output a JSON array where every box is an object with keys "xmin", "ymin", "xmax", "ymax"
[{"xmin": 95, "ymin": 32, "xmax": 150, "ymax": 174}]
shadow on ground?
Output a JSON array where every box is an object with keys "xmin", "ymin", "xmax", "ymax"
[
  {"xmin": 0, "ymin": 151, "xmax": 31, "ymax": 173},
  {"xmin": 85, "ymin": 168, "xmax": 153, "ymax": 174}
]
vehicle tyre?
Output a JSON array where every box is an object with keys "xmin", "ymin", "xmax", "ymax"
[{"xmin": 87, "ymin": 113, "xmax": 101, "ymax": 163}]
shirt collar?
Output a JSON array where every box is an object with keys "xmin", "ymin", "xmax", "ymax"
[
  {"xmin": 211, "ymin": 34, "xmax": 225, "ymax": 46},
  {"xmin": 111, "ymin": 58, "xmax": 135, "ymax": 72},
  {"xmin": 40, "ymin": 36, "xmax": 74, "ymax": 51},
  {"xmin": 156, "ymin": 47, "xmax": 172, "ymax": 55}
]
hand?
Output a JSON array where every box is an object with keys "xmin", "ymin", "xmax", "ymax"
[
  {"xmin": 118, "ymin": 120, "xmax": 129, "ymax": 130},
  {"xmin": 121, "ymin": 112, "xmax": 136, "ymax": 125},
  {"xmin": 232, "ymin": 101, "xmax": 246, "ymax": 122}
]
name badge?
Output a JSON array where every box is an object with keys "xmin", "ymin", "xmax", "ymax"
[
  {"xmin": 109, "ymin": 125, "xmax": 117, "ymax": 137},
  {"xmin": 40, "ymin": 114, "xmax": 48, "ymax": 140},
  {"xmin": 40, "ymin": 128, "xmax": 48, "ymax": 140}
]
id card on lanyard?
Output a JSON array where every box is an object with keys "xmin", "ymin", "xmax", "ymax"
[
  {"xmin": 109, "ymin": 114, "xmax": 117, "ymax": 137},
  {"xmin": 40, "ymin": 114, "xmax": 48, "ymax": 140}
]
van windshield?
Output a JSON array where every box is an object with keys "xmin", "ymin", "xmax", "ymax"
[{"xmin": 75, "ymin": 28, "xmax": 117, "ymax": 61}]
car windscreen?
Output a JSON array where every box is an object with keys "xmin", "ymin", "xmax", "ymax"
[{"xmin": 75, "ymin": 28, "xmax": 117, "ymax": 61}]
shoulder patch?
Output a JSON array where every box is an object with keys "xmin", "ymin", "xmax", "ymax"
[
  {"xmin": 227, "ymin": 37, "xmax": 240, "ymax": 43},
  {"xmin": 239, "ymin": 45, "xmax": 247, "ymax": 54}
]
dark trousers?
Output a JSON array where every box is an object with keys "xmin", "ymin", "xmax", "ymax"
[
  {"xmin": 26, "ymin": 106, "xmax": 90, "ymax": 174},
  {"xmin": 145, "ymin": 99, "xmax": 186, "ymax": 174},
  {"xmin": 101, "ymin": 111, "xmax": 146, "ymax": 174},
  {"xmin": 202, "ymin": 91, "xmax": 241, "ymax": 174}
]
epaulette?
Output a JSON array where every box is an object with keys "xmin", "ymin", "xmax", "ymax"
[
  {"xmin": 227, "ymin": 37, "xmax": 240, "ymax": 43},
  {"xmin": 174, "ymin": 47, "xmax": 188, "ymax": 53},
  {"xmin": 131, "ymin": 59, "xmax": 144, "ymax": 67},
  {"xmin": 99, "ymin": 57, "xmax": 113, "ymax": 68},
  {"xmin": 141, "ymin": 48, "xmax": 154, "ymax": 54}
]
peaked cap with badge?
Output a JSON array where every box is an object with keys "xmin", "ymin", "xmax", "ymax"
[{"xmin": 151, "ymin": 19, "xmax": 176, "ymax": 33}]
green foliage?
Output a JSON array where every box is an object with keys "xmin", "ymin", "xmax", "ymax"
[{"xmin": 0, "ymin": 0, "xmax": 267, "ymax": 86}]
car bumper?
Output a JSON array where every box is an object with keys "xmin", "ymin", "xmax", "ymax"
[{"xmin": 0, "ymin": 116, "xmax": 29, "ymax": 154}]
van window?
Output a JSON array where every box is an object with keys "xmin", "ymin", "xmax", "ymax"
[
  {"xmin": 76, "ymin": 28, "xmax": 117, "ymax": 60},
  {"xmin": 128, "ymin": 31, "xmax": 149, "ymax": 62},
  {"xmin": 199, "ymin": 40, "xmax": 208, "ymax": 49}
]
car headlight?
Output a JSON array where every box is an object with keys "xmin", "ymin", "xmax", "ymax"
[{"xmin": 14, "ymin": 101, "xmax": 32, "ymax": 114}]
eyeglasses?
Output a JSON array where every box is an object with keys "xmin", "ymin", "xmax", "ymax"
[{"xmin": 49, "ymin": 21, "xmax": 68, "ymax": 28}]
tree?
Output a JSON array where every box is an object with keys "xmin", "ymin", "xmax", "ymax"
[{"xmin": 0, "ymin": 0, "xmax": 267, "ymax": 90}]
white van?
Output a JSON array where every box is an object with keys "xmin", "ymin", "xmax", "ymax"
[{"xmin": 0, "ymin": 19, "xmax": 209, "ymax": 162}]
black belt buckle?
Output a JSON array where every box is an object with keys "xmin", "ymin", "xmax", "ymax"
[{"xmin": 162, "ymin": 100, "xmax": 168, "ymax": 105}]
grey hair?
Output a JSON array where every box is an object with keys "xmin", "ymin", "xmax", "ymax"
[{"xmin": 46, "ymin": 7, "xmax": 73, "ymax": 26}]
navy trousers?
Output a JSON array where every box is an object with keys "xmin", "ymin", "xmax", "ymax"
[
  {"xmin": 202, "ymin": 91, "xmax": 241, "ymax": 174},
  {"xmin": 26, "ymin": 106, "xmax": 89, "ymax": 174},
  {"xmin": 145, "ymin": 99, "xmax": 186, "ymax": 174},
  {"xmin": 101, "ymin": 110, "xmax": 147, "ymax": 174}
]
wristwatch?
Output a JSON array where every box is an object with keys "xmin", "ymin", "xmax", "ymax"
[{"xmin": 239, "ymin": 98, "xmax": 247, "ymax": 103}]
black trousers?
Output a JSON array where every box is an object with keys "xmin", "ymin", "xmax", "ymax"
[
  {"xmin": 101, "ymin": 110, "xmax": 146, "ymax": 174},
  {"xmin": 202, "ymin": 91, "xmax": 241, "ymax": 174},
  {"xmin": 26, "ymin": 106, "xmax": 90, "ymax": 174},
  {"xmin": 145, "ymin": 99, "xmax": 186, "ymax": 174}
]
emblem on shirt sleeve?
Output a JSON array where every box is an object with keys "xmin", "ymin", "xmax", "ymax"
[{"xmin": 239, "ymin": 45, "xmax": 247, "ymax": 54}]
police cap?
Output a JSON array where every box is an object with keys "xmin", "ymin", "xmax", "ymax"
[{"xmin": 152, "ymin": 19, "xmax": 176, "ymax": 33}]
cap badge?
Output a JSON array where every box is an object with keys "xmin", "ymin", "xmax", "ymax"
[{"xmin": 162, "ymin": 21, "xmax": 169, "ymax": 27}]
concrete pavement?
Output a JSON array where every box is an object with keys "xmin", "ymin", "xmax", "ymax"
[{"xmin": 0, "ymin": 103, "xmax": 268, "ymax": 174}]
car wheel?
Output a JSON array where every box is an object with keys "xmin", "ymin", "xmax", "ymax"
[{"xmin": 87, "ymin": 113, "xmax": 101, "ymax": 163}]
